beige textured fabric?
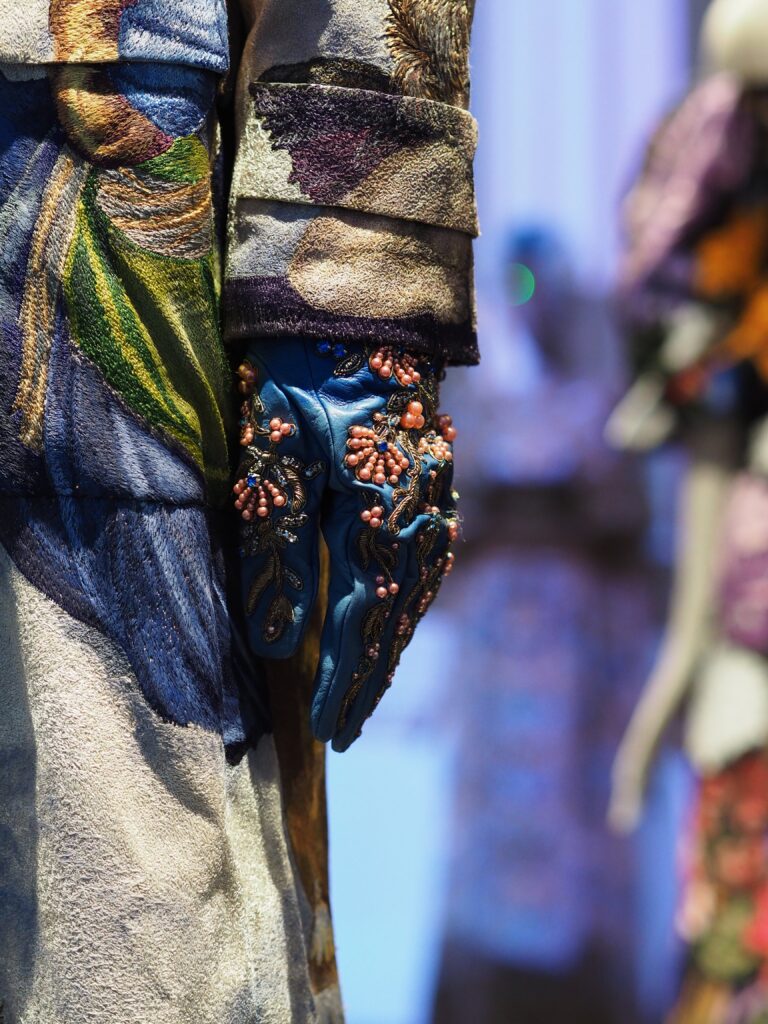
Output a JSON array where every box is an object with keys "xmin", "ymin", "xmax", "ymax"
[
  {"xmin": 0, "ymin": 545, "xmax": 317, "ymax": 1024},
  {"xmin": 225, "ymin": 0, "xmax": 479, "ymax": 364}
]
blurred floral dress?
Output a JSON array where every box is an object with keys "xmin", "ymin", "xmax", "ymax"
[
  {"xmin": 619, "ymin": 74, "xmax": 768, "ymax": 1024},
  {"xmin": 671, "ymin": 471, "xmax": 768, "ymax": 1024}
]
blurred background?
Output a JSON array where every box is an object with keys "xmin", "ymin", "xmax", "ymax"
[{"xmin": 327, "ymin": 3, "xmax": 713, "ymax": 1023}]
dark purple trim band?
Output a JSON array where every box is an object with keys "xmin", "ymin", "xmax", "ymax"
[{"xmin": 223, "ymin": 275, "xmax": 479, "ymax": 366}]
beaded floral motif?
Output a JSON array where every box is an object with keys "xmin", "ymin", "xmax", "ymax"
[
  {"xmin": 234, "ymin": 361, "xmax": 324, "ymax": 644},
  {"xmin": 335, "ymin": 345, "xmax": 459, "ymax": 739},
  {"xmin": 343, "ymin": 361, "xmax": 456, "ymax": 535},
  {"xmin": 368, "ymin": 346, "xmax": 424, "ymax": 387},
  {"xmin": 336, "ymin": 506, "xmax": 458, "ymax": 738}
]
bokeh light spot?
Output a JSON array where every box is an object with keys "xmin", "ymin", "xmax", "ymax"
[{"xmin": 508, "ymin": 262, "xmax": 536, "ymax": 306}]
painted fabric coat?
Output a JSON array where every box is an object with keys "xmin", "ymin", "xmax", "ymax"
[
  {"xmin": 0, "ymin": 1, "xmax": 478, "ymax": 1023},
  {"xmin": 227, "ymin": 0, "xmax": 479, "ymax": 364}
]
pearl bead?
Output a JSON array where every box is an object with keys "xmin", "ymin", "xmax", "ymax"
[
  {"xmin": 273, "ymin": 495, "xmax": 286, "ymax": 507},
  {"xmin": 361, "ymin": 510, "xmax": 372, "ymax": 522},
  {"xmin": 257, "ymin": 507, "xmax": 269, "ymax": 518},
  {"xmin": 370, "ymin": 517, "xmax": 382, "ymax": 529},
  {"xmin": 376, "ymin": 587, "xmax": 388, "ymax": 599},
  {"xmin": 407, "ymin": 400, "xmax": 423, "ymax": 416},
  {"xmin": 270, "ymin": 430, "xmax": 282, "ymax": 442},
  {"xmin": 388, "ymin": 583, "xmax": 400, "ymax": 595},
  {"xmin": 280, "ymin": 423, "xmax": 293, "ymax": 436}
]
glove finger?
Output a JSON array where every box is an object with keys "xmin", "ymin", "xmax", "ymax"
[
  {"xmin": 234, "ymin": 358, "xmax": 327, "ymax": 659},
  {"xmin": 312, "ymin": 435, "xmax": 458, "ymax": 749}
]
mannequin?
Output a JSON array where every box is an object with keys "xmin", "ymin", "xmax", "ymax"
[
  {"xmin": 609, "ymin": 1, "xmax": 768, "ymax": 1020},
  {"xmin": 703, "ymin": 0, "xmax": 768, "ymax": 84}
]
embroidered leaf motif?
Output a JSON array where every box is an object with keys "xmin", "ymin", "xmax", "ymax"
[
  {"xmin": 283, "ymin": 466, "xmax": 307, "ymax": 510},
  {"xmin": 281, "ymin": 513, "xmax": 309, "ymax": 530},
  {"xmin": 376, "ymin": 545, "xmax": 398, "ymax": 571},
  {"xmin": 264, "ymin": 593, "xmax": 295, "ymax": 643},
  {"xmin": 358, "ymin": 530, "xmax": 373, "ymax": 571},
  {"xmin": 246, "ymin": 554, "xmax": 277, "ymax": 614},
  {"xmin": 385, "ymin": 0, "xmax": 474, "ymax": 105},
  {"xmin": 362, "ymin": 602, "xmax": 389, "ymax": 645},
  {"xmin": 275, "ymin": 526, "xmax": 300, "ymax": 545},
  {"xmin": 333, "ymin": 351, "xmax": 366, "ymax": 377},
  {"xmin": 387, "ymin": 390, "xmax": 411, "ymax": 416},
  {"xmin": 236, "ymin": 378, "xmax": 325, "ymax": 643},
  {"xmin": 285, "ymin": 567, "xmax": 304, "ymax": 591}
]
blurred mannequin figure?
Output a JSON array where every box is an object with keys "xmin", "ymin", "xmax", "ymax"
[{"xmin": 610, "ymin": 2, "xmax": 768, "ymax": 1021}]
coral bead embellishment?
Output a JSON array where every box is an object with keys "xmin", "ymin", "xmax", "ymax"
[
  {"xmin": 234, "ymin": 405, "xmax": 297, "ymax": 522},
  {"xmin": 236, "ymin": 360, "xmax": 258, "ymax": 397},
  {"xmin": 234, "ymin": 360, "xmax": 324, "ymax": 643},
  {"xmin": 369, "ymin": 347, "xmax": 423, "ymax": 387},
  {"xmin": 400, "ymin": 399, "xmax": 425, "ymax": 430},
  {"xmin": 333, "ymin": 344, "xmax": 461, "ymax": 740},
  {"xmin": 346, "ymin": 421, "xmax": 411, "ymax": 489}
]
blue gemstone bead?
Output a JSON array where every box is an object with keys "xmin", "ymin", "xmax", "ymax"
[
  {"xmin": 377, "ymin": 441, "xmax": 388, "ymax": 453},
  {"xmin": 247, "ymin": 475, "xmax": 257, "ymax": 487},
  {"xmin": 317, "ymin": 340, "xmax": 331, "ymax": 354}
]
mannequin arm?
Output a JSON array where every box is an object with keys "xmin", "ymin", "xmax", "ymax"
[{"xmin": 608, "ymin": 427, "xmax": 737, "ymax": 832}]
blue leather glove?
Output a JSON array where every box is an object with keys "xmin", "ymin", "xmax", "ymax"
[{"xmin": 233, "ymin": 338, "xmax": 459, "ymax": 751}]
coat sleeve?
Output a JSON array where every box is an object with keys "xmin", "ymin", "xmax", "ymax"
[{"xmin": 223, "ymin": 0, "xmax": 479, "ymax": 365}]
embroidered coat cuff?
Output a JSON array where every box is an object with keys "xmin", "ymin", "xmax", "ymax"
[{"xmin": 224, "ymin": 81, "xmax": 479, "ymax": 366}]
